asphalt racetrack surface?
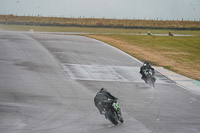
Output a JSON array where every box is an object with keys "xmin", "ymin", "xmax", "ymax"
[{"xmin": 0, "ymin": 31, "xmax": 200, "ymax": 133}]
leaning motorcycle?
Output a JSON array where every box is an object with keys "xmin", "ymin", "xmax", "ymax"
[
  {"xmin": 143, "ymin": 69, "xmax": 156, "ymax": 87},
  {"xmin": 104, "ymin": 99, "xmax": 124, "ymax": 125}
]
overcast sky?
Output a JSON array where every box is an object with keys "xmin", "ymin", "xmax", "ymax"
[{"xmin": 0, "ymin": 0, "xmax": 200, "ymax": 20}]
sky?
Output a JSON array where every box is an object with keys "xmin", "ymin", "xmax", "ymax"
[{"xmin": 0, "ymin": 0, "xmax": 200, "ymax": 20}]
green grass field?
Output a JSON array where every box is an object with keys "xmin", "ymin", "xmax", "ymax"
[{"xmin": 1, "ymin": 24, "xmax": 200, "ymax": 35}]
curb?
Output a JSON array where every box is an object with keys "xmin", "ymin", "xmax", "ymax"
[{"xmin": 154, "ymin": 67, "xmax": 200, "ymax": 95}]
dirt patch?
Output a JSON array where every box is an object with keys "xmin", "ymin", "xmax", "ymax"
[{"xmin": 86, "ymin": 35, "xmax": 200, "ymax": 80}]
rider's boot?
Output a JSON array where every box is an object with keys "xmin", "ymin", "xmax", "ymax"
[
  {"xmin": 119, "ymin": 117, "xmax": 124, "ymax": 123},
  {"xmin": 117, "ymin": 111, "xmax": 124, "ymax": 123}
]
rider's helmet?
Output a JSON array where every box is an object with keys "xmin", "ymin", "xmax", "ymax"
[
  {"xmin": 143, "ymin": 61, "xmax": 149, "ymax": 66},
  {"xmin": 100, "ymin": 88, "xmax": 107, "ymax": 92}
]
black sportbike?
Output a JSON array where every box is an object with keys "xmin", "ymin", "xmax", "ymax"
[
  {"xmin": 103, "ymin": 99, "xmax": 124, "ymax": 125},
  {"xmin": 143, "ymin": 69, "xmax": 156, "ymax": 87}
]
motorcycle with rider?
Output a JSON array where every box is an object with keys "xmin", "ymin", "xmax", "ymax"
[
  {"xmin": 140, "ymin": 61, "xmax": 156, "ymax": 87},
  {"xmin": 94, "ymin": 88, "xmax": 124, "ymax": 125}
]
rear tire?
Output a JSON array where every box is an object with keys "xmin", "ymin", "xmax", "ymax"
[{"xmin": 106, "ymin": 109, "xmax": 118, "ymax": 125}]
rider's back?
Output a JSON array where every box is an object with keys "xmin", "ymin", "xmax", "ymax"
[{"xmin": 94, "ymin": 91, "xmax": 116, "ymax": 106}]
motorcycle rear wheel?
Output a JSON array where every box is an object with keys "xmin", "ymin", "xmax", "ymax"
[{"xmin": 106, "ymin": 109, "xmax": 118, "ymax": 125}]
